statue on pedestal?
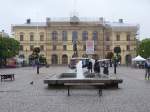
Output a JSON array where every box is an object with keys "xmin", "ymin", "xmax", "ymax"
[{"xmin": 72, "ymin": 40, "xmax": 78, "ymax": 58}]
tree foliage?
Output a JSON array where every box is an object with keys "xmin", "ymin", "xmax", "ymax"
[
  {"xmin": 138, "ymin": 38, "xmax": 150, "ymax": 58},
  {"xmin": 114, "ymin": 47, "xmax": 121, "ymax": 62},
  {"xmin": 29, "ymin": 47, "xmax": 40, "ymax": 64},
  {"xmin": 39, "ymin": 54, "xmax": 47, "ymax": 65},
  {"xmin": 0, "ymin": 37, "xmax": 20, "ymax": 66},
  {"xmin": 29, "ymin": 47, "xmax": 47, "ymax": 65},
  {"xmin": 33, "ymin": 47, "xmax": 40, "ymax": 54},
  {"xmin": 114, "ymin": 47, "xmax": 121, "ymax": 55}
]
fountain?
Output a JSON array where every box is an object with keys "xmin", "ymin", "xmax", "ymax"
[
  {"xmin": 44, "ymin": 40, "xmax": 123, "ymax": 88},
  {"xmin": 76, "ymin": 61, "xmax": 84, "ymax": 79},
  {"xmin": 44, "ymin": 59, "xmax": 123, "ymax": 88}
]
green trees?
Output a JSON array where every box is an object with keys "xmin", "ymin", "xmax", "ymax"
[
  {"xmin": 29, "ymin": 47, "xmax": 47, "ymax": 65},
  {"xmin": 0, "ymin": 37, "xmax": 20, "ymax": 66},
  {"xmin": 138, "ymin": 38, "xmax": 150, "ymax": 58},
  {"xmin": 114, "ymin": 47, "xmax": 121, "ymax": 56},
  {"xmin": 29, "ymin": 47, "xmax": 40, "ymax": 65},
  {"xmin": 114, "ymin": 47, "xmax": 121, "ymax": 61}
]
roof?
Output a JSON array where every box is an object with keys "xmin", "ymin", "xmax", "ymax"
[
  {"xmin": 106, "ymin": 22, "xmax": 139, "ymax": 31},
  {"xmin": 12, "ymin": 22, "xmax": 46, "ymax": 27},
  {"xmin": 12, "ymin": 21, "xmax": 104, "ymax": 27},
  {"xmin": 12, "ymin": 18, "xmax": 139, "ymax": 32},
  {"xmin": 132, "ymin": 55, "xmax": 146, "ymax": 61}
]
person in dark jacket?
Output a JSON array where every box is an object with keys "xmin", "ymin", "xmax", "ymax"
[
  {"xmin": 94, "ymin": 60, "xmax": 100, "ymax": 76},
  {"xmin": 87, "ymin": 61, "xmax": 93, "ymax": 73},
  {"xmin": 145, "ymin": 59, "xmax": 150, "ymax": 80}
]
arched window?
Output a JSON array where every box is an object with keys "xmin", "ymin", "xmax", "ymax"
[
  {"xmin": 126, "ymin": 34, "xmax": 130, "ymax": 41},
  {"xmin": 52, "ymin": 31, "xmax": 58, "ymax": 41},
  {"xmin": 93, "ymin": 31, "xmax": 98, "ymax": 41},
  {"xmin": 20, "ymin": 32, "xmax": 24, "ymax": 41},
  {"xmin": 40, "ymin": 32, "xmax": 44, "ymax": 41},
  {"xmin": 126, "ymin": 55, "xmax": 132, "ymax": 65},
  {"xmin": 62, "ymin": 31, "xmax": 67, "ymax": 41},
  {"xmin": 51, "ymin": 54, "xmax": 58, "ymax": 64},
  {"xmin": 30, "ymin": 32, "xmax": 34, "ymax": 41},
  {"xmin": 62, "ymin": 54, "xmax": 68, "ymax": 64},
  {"xmin": 72, "ymin": 31, "xmax": 78, "ymax": 42},
  {"xmin": 116, "ymin": 34, "xmax": 120, "ymax": 41},
  {"xmin": 82, "ymin": 31, "xmax": 88, "ymax": 41}
]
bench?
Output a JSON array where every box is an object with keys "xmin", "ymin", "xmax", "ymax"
[
  {"xmin": 64, "ymin": 83, "xmax": 104, "ymax": 96},
  {"xmin": 0, "ymin": 74, "xmax": 15, "ymax": 81}
]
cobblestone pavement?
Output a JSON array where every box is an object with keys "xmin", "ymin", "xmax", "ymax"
[{"xmin": 0, "ymin": 66, "xmax": 150, "ymax": 112}]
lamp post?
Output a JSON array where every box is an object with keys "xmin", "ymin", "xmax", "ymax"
[
  {"xmin": 103, "ymin": 26, "xmax": 105, "ymax": 58},
  {"xmin": 36, "ymin": 56, "xmax": 40, "ymax": 74},
  {"xmin": 33, "ymin": 47, "xmax": 40, "ymax": 74},
  {"xmin": 114, "ymin": 58, "xmax": 117, "ymax": 74}
]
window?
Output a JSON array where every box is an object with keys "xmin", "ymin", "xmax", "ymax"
[
  {"xmin": 40, "ymin": 34, "xmax": 44, "ymax": 41},
  {"xmin": 40, "ymin": 45, "xmax": 44, "ymax": 51},
  {"xmin": 53, "ymin": 45, "xmax": 57, "ymax": 50},
  {"xmin": 30, "ymin": 45, "xmax": 34, "ymax": 51},
  {"xmin": 30, "ymin": 33, "xmax": 34, "ymax": 41},
  {"xmin": 126, "ymin": 45, "xmax": 130, "ymax": 51},
  {"xmin": 127, "ymin": 34, "xmax": 130, "ymax": 41},
  {"xmin": 83, "ymin": 45, "xmax": 86, "ymax": 51},
  {"xmin": 62, "ymin": 31, "xmax": 67, "ymax": 41},
  {"xmin": 20, "ymin": 35, "xmax": 24, "ymax": 41},
  {"xmin": 63, "ymin": 45, "xmax": 67, "ymax": 51},
  {"xmin": 72, "ymin": 31, "xmax": 78, "ymax": 42},
  {"xmin": 52, "ymin": 31, "xmax": 58, "ymax": 41},
  {"xmin": 20, "ymin": 45, "xmax": 23, "ymax": 51},
  {"xmin": 93, "ymin": 31, "xmax": 98, "ymax": 41},
  {"xmin": 82, "ymin": 31, "xmax": 88, "ymax": 41},
  {"xmin": 106, "ymin": 36, "xmax": 110, "ymax": 41},
  {"xmin": 116, "ymin": 34, "xmax": 120, "ymax": 41},
  {"xmin": 106, "ymin": 45, "xmax": 110, "ymax": 51}
]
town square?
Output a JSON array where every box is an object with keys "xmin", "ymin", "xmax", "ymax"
[{"xmin": 1, "ymin": 0, "xmax": 150, "ymax": 112}]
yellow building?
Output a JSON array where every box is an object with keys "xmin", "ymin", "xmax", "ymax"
[{"xmin": 12, "ymin": 17, "xmax": 139, "ymax": 65}]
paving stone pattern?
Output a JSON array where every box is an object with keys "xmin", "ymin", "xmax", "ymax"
[{"xmin": 0, "ymin": 66, "xmax": 150, "ymax": 112}]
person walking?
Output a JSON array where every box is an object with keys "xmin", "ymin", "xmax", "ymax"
[
  {"xmin": 87, "ymin": 60, "xmax": 93, "ymax": 73},
  {"xmin": 94, "ymin": 60, "xmax": 100, "ymax": 77},
  {"xmin": 145, "ymin": 59, "xmax": 150, "ymax": 80},
  {"xmin": 114, "ymin": 58, "xmax": 117, "ymax": 74},
  {"xmin": 103, "ymin": 62, "xmax": 109, "ymax": 75}
]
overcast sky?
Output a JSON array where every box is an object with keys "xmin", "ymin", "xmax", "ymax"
[{"xmin": 0, "ymin": 0, "xmax": 149, "ymax": 40}]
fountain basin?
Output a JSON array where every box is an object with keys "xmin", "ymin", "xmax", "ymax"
[
  {"xmin": 44, "ymin": 73, "xmax": 123, "ymax": 88},
  {"xmin": 58, "ymin": 73, "xmax": 76, "ymax": 78}
]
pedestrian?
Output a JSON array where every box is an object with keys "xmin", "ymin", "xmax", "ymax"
[
  {"xmin": 87, "ymin": 60, "xmax": 92, "ymax": 73},
  {"xmin": 94, "ymin": 60, "xmax": 100, "ymax": 77},
  {"xmin": 145, "ymin": 59, "xmax": 150, "ymax": 80},
  {"xmin": 110, "ymin": 59, "xmax": 112, "ymax": 67},
  {"xmin": 103, "ymin": 62, "xmax": 109, "ymax": 75},
  {"xmin": 114, "ymin": 58, "xmax": 117, "ymax": 74}
]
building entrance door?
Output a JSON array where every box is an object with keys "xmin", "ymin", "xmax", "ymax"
[
  {"xmin": 62, "ymin": 55, "xmax": 68, "ymax": 64},
  {"xmin": 51, "ymin": 54, "xmax": 58, "ymax": 64}
]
